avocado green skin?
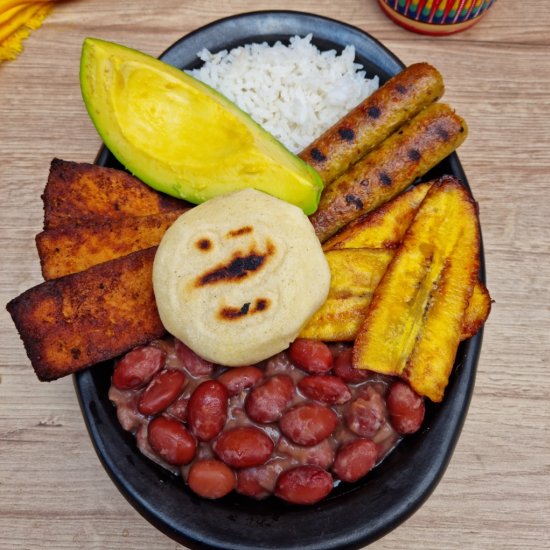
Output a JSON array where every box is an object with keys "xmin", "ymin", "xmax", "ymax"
[{"xmin": 79, "ymin": 38, "xmax": 324, "ymax": 214}]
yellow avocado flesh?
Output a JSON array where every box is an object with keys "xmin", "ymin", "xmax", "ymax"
[{"xmin": 80, "ymin": 38, "xmax": 323, "ymax": 214}]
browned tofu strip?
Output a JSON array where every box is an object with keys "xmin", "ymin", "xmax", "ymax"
[
  {"xmin": 6, "ymin": 248, "xmax": 165, "ymax": 381},
  {"xmin": 299, "ymin": 63, "xmax": 444, "ymax": 185},
  {"xmin": 309, "ymin": 103, "xmax": 468, "ymax": 242},
  {"xmin": 43, "ymin": 159, "xmax": 188, "ymax": 229},
  {"xmin": 36, "ymin": 210, "xmax": 185, "ymax": 280}
]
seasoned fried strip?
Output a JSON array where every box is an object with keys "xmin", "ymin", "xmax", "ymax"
[
  {"xmin": 299, "ymin": 63, "xmax": 444, "ymax": 185},
  {"xmin": 352, "ymin": 176, "xmax": 480, "ymax": 402},
  {"xmin": 43, "ymin": 159, "xmax": 187, "ymax": 229},
  {"xmin": 323, "ymin": 182, "xmax": 432, "ymax": 251},
  {"xmin": 36, "ymin": 210, "xmax": 185, "ymax": 279},
  {"xmin": 309, "ymin": 103, "xmax": 468, "ymax": 242},
  {"xmin": 6, "ymin": 248, "xmax": 165, "ymax": 381}
]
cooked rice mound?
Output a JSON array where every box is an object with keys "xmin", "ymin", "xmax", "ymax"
[{"xmin": 188, "ymin": 34, "xmax": 379, "ymax": 153}]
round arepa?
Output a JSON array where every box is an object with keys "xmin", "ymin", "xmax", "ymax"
[{"xmin": 153, "ymin": 188, "xmax": 331, "ymax": 366}]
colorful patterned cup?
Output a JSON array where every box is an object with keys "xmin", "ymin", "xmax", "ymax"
[{"xmin": 378, "ymin": 0, "xmax": 496, "ymax": 35}]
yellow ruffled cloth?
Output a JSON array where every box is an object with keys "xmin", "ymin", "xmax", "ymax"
[{"xmin": 0, "ymin": 0, "xmax": 57, "ymax": 62}]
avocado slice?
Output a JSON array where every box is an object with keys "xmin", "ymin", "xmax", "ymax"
[{"xmin": 79, "ymin": 38, "xmax": 324, "ymax": 214}]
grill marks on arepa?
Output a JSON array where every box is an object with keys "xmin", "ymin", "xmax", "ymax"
[
  {"xmin": 219, "ymin": 298, "xmax": 271, "ymax": 321},
  {"xmin": 195, "ymin": 238, "xmax": 276, "ymax": 287},
  {"xmin": 192, "ymin": 227, "xmax": 276, "ymax": 323}
]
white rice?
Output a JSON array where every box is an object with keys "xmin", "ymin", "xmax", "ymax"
[{"xmin": 187, "ymin": 34, "xmax": 379, "ymax": 153}]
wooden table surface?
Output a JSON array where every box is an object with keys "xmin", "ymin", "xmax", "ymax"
[{"xmin": 1, "ymin": 1, "xmax": 549, "ymax": 548}]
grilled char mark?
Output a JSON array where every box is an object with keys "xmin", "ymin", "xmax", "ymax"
[
  {"xmin": 345, "ymin": 195, "xmax": 364, "ymax": 210},
  {"xmin": 219, "ymin": 298, "xmax": 271, "ymax": 320},
  {"xmin": 378, "ymin": 171, "xmax": 393, "ymax": 186},
  {"xmin": 407, "ymin": 149, "xmax": 421, "ymax": 162},
  {"xmin": 395, "ymin": 84, "xmax": 408, "ymax": 94},
  {"xmin": 196, "ymin": 238, "xmax": 212, "ymax": 251},
  {"xmin": 338, "ymin": 128, "xmax": 355, "ymax": 141},
  {"xmin": 196, "ymin": 241, "xmax": 275, "ymax": 287},
  {"xmin": 227, "ymin": 226, "xmax": 253, "ymax": 237},
  {"xmin": 310, "ymin": 148, "xmax": 327, "ymax": 162},
  {"xmin": 367, "ymin": 106, "xmax": 381, "ymax": 119},
  {"xmin": 435, "ymin": 125, "xmax": 450, "ymax": 141}
]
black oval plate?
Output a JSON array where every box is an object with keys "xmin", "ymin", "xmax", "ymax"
[{"xmin": 75, "ymin": 10, "xmax": 484, "ymax": 550}]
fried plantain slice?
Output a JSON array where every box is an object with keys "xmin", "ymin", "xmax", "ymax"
[
  {"xmin": 352, "ymin": 176, "xmax": 480, "ymax": 402},
  {"xmin": 300, "ymin": 249, "xmax": 487, "ymax": 342},
  {"xmin": 322, "ymin": 182, "xmax": 431, "ymax": 251},
  {"xmin": 299, "ymin": 249, "xmax": 394, "ymax": 340},
  {"xmin": 36, "ymin": 210, "xmax": 185, "ymax": 280},
  {"xmin": 6, "ymin": 248, "xmax": 165, "ymax": 381},
  {"xmin": 310, "ymin": 183, "xmax": 488, "ymax": 342},
  {"xmin": 43, "ymin": 159, "xmax": 187, "ymax": 229},
  {"xmin": 461, "ymin": 280, "xmax": 492, "ymax": 340}
]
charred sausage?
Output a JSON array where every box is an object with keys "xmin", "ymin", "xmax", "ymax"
[
  {"xmin": 299, "ymin": 63, "xmax": 444, "ymax": 185},
  {"xmin": 309, "ymin": 102, "xmax": 468, "ymax": 242}
]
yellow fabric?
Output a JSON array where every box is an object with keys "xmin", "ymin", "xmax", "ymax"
[
  {"xmin": 0, "ymin": 1, "xmax": 55, "ymax": 62},
  {"xmin": 0, "ymin": 0, "xmax": 52, "ymax": 12}
]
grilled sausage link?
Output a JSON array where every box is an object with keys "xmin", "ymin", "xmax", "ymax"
[
  {"xmin": 299, "ymin": 63, "xmax": 444, "ymax": 185},
  {"xmin": 309, "ymin": 103, "xmax": 468, "ymax": 242}
]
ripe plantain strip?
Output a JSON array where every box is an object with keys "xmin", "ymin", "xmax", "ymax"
[
  {"xmin": 460, "ymin": 280, "xmax": 492, "ymax": 340},
  {"xmin": 299, "ymin": 63, "xmax": 444, "ymax": 185},
  {"xmin": 36, "ymin": 210, "xmax": 185, "ymax": 280},
  {"xmin": 304, "ymin": 182, "xmax": 489, "ymax": 341},
  {"xmin": 6, "ymin": 248, "xmax": 165, "ymax": 381},
  {"xmin": 352, "ymin": 176, "xmax": 480, "ymax": 402},
  {"xmin": 323, "ymin": 182, "xmax": 432, "ymax": 251},
  {"xmin": 309, "ymin": 103, "xmax": 468, "ymax": 242},
  {"xmin": 43, "ymin": 159, "xmax": 187, "ymax": 229},
  {"xmin": 301, "ymin": 247, "xmax": 488, "ymax": 342},
  {"xmin": 300, "ymin": 249, "xmax": 394, "ymax": 341}
]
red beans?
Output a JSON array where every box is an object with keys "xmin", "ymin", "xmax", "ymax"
[
  {"xmin": 236, "ymin": 460, "xmax": 286, "ymax": 499},
  {"xmin": 187, "ymin": 459, "xmax": 236, "ymax": 499},
  {"xmin": 147, "ymin": 416, "xmax": 196, "ymax": 465},
  {"xmin": 112, "ymin": 346, "xmax": 165, "ymax": 390},
  {"xmin": 111, "ymin": 339, "xmax": 415, "ymax": 504},
  {"xmin": 175, "ymin": 339, "xmax": 214, "ymax": 377},
  {"xmin": 275, "ymin": 466, "xmax": 333, "ymax": 505},
  {"xmin": 298, "ymin": 375, "xmax": 352, "ymax": 405},
  {"xmin": 213, "ymin": 426, "xmax": 274, "ymax": 468},
  {"xmin": 345, "ymin": 391, "xmax": 385, "ymax": 438},
  {"xmin": 332, "ymin": 439, "xmax": 378, "ymax": 483},
  {"xmin": 187, "ymin": 380, "xmax": 228, "ymax": 441},
  {"xmin": 245, "ymin": 374, "xmax": 294, "ymax": 423},
  {"xmin": 387, "ymin": 381, "xmax": 425, "ymax": 434},
  {"xmin": 236, "ymin": 468, "xmax": 271, "ymax": 499},
  {"xmin": 333, "ymin": 348, "xmax": 370, "ymax": 383},
  {"xmin": 289, "ymin": 339, "xmax": 333, "ymax": 374},
  {"xmin": 138, "ymin": 369, "xmax": 187, "ymax": 416},
  {"xmin": 217, "ymin": 366, "xmax": 263, "ymax": 396},
  {"xmin": 280, "ymin": 403, "xmax": 338, "ymax": 446}
]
